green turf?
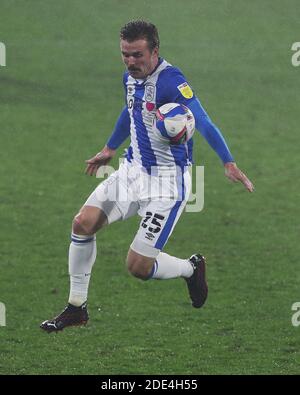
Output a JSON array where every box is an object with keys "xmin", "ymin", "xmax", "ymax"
[{"xmin": 1, "ymin": 0, "xmax": 300, "ymax": 375}]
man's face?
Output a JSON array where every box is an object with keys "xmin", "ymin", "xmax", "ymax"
[{"xmin": 120, "ymin": 39, "xmax": 159, "ymax": 79}]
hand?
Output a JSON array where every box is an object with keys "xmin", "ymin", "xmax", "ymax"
[
  {"xmin": 85, "ymin": 146, "xmax": 116, "ymax": 176},
  {"xmin": 224, "ymin": 162, "xmax": 254, "ymax": 192}
]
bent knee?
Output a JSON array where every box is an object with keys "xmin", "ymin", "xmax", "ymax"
[
  {"xmin": 126, "ymin": 254, "xmax": 154, "ymax": 281},
  {"xmin": 72, "ymin": 213, "xmax": 98, "ymax": 235},
  {"xmin": 72, "ymin": 206, "xmax": 108, "ymax": 235},
  {"xmin": 72, "ymin": 215, "xmax": 90, "ymax": 235}
]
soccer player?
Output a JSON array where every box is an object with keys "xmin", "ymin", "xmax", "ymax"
[{"xmin": 40, "ymin": 20, "xmax": 254, "ymax": 332}]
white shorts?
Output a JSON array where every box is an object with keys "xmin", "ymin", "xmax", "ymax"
[{"xmin": 84, "ymin": 160, "xmax": 191, "ymax": 258}]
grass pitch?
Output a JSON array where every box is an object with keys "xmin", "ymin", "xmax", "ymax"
[{"xmin": 0, "ymin": 0, "xmax": 300, "ymax": 374}]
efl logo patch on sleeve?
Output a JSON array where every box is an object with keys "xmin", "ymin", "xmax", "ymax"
[{"xmin": 177, "ymin": 82, "xmax": 193, "ymax": 99}]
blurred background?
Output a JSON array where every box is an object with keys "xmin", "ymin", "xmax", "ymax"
[{"xmin": 0, "ymin": 0, "xmax": 300, "ymax": 374}]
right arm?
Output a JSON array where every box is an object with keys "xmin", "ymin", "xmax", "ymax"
[
  {"xmin": 85, "ymin": 106, "xmax": 130, "ymax": 176},
  {"xmin": 106, "ymin": 106, "xmax": 131, "ymax": 150}
]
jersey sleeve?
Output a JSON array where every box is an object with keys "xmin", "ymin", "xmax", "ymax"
[
  {"xmin": 160, "ymin": 67, "xmax": 234, "ymax": 164},
  {"xmin": 106, "ymin": 73, "xmax": 131, "ymax": 150},
  {"xmin": 187, "ymin": 99, "xmax": 234, "ymax": 164},
  {"xmin": 158, "ymin": 67, "xmax": 196, "ymax": 107},
  {"xmin": 106, "ymin": 106, "xmax": 130, "ymax": 150}
]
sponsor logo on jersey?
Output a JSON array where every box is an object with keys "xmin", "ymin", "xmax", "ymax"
[
  {"xmin": 127, "ymin": 85, "xmax": 134, "ymax": 95},
  {"xmin": 177, "ymin": 82, "xmax": 193, "ymax": 99},
  {"xmin": 145, "ymin": 232, "xmax": 155, "ymax": 241}
]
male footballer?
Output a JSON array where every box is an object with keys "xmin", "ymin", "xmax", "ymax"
[{"xmin": 40, "ymin": 20, "xmax": 254, "ymax": 332}]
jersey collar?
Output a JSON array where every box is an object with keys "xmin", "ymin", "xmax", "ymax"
[{"xmin": 134, "ymin": 58, "xmax": 166, "ymax": 84}]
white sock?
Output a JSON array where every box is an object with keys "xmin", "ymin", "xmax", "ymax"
[
  {"xmin": 68, "ymin": 233, "xmax": 97, "ymax": 306},
  {"xmin": 151, "ymin": 252, "xmax": 193, "ymax": 279}
]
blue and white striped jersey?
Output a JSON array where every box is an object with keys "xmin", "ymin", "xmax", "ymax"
[{"xmin": 124, "ymin": 58, "xmax": 195, "ymax": 170}]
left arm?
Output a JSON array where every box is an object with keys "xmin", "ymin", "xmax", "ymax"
[
  {"xmin": 162, "ymin": 68, "xmax": 254, "ymax": 192},
  {"xmin": 186, "ymin": 98, "xmax": 254, "ymax": 192},
  {"xmin": 187, "ymin": 98, "xmax": 234, "ymax": 164}
]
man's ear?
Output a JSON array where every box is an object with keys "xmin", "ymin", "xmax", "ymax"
[{"xmin": 151, "ymin": 47, "xmax": 159, "ymax": 59}]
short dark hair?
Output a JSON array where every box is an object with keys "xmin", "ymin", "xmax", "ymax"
[{"xmin": 120, "ymin": 20, "xmax": 160, "ymax": 51}]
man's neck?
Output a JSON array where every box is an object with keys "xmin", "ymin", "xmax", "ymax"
[{"xmin": 146, "ymin": 57, "xmax": 162, "ymax": 79}]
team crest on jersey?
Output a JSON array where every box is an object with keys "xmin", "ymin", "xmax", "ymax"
[
  {"xmin": 145, "ymin": 84, "xmax": 155, "ymax": 102},
  {"xmin": 177, "ymin": 82, "xmax": 193, "ymax": 99}
]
